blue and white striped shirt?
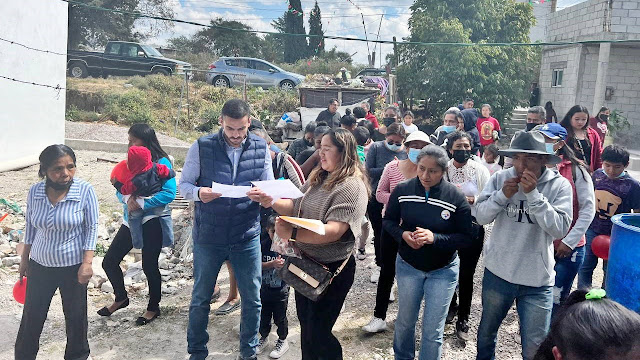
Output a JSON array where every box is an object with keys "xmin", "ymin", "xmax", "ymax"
[{"xmin": 24, "ymin": 179, "xmax": 99, "ymax": 267}]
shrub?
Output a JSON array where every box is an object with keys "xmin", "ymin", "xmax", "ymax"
[{"xmin": 103, "ymin": 89, "xmax": 153, "ymax": 125}]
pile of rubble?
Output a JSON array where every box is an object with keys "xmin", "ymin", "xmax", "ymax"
[
  {"xmin": 0, "ymin": 199, "xmax": 26, "ymax": 268},
  {"xmin": 89, "ymin": 207, "xmax": 195, "ymax": 297}
]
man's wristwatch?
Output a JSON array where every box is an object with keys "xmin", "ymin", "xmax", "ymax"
[{"xmin": 290, "ymin": 228, "xmax": 298, "ymax": 242}]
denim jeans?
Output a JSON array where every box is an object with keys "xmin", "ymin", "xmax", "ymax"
[
  {"xmin": 394, "ymin": 255, "xmax": 459, "ymax": 360},
  {"xmin": 552, "ymin": 245, "xmax": 585, "ymax": 316},
  {"xmin": 577, "ymin": 228, "xmax": 607, "ymax": 290},
  {"xmin": 476, "ymin": 269, "xmax": 553, "ymax": 360},
  {"xmin": 127, "ymin": 206, "xmax": 165, "ymax": 249},
  {"xmin": 187, "ymin": 237, "xmax": 262, "ymax": 360}
]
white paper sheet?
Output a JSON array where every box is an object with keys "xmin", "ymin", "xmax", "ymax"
[
  {"xmin": 251, "ymin": 179, "xmax": 304, "ymax": 200},
  {"xmin": 210, "ymin": 182, "xmax": 251, "ymax": 198}
]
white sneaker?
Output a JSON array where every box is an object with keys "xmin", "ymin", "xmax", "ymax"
[
  {"xmin": 356, "ymin": 248, "xmax": 366, "ymax": 260},
  {"xmin": 389, "ymin": 290, "xmax": 395, "ymax": 302},
  {"xmin": 362, "ymin": 316, "xmax": 387, "ymax": 333},
  {"xmin": 256, "ymin": 336, "xmax": 268, "ymax": 355},
  {"xmin": 269, "ymin": 339, "xmax": 289, "ymax": 359},
  {"xmin": 370, "ymin": 267, "xmax": 380, "ymax": 283}
]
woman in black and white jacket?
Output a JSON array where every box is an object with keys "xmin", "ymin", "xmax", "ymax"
[{"xmin": 383, "ymin": 145, "xmax": 472, "ymax": 360}]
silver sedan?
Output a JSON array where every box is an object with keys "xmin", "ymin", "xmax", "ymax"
[{"xmin": 205, "ymin": 57, "xmax": 305, "ymax": 90}]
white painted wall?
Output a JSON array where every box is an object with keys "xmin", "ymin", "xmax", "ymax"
[{"xmin": 0, "ymin": 0, "xmax": 68, "ymax": 172}]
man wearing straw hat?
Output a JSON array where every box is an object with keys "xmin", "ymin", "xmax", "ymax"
[{"xmin": 474, "ymin": 131, "xmax": 573, "ymax": 360}]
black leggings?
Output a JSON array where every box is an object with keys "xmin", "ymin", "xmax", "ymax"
[
  {"xmin": 374, "ymin": 229, "xmax": 399, "ymax": 319},
  {"xmin": 295, "ymin": 257, "xmax": 356, "ymax": 360},
  {"xmin": 103, "ymin": 218, "xmax": 164, "ymax": 312},
  {"xmin": 367, "ymin": 198, "xmax": 384, "ymax": 267},
  {"xmin": 450, "ymin": 222, "xmax": 485, "ymax": 321}
]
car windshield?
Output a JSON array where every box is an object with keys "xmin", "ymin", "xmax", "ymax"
[{"xmin": 140, "ymin": 45, "xmax": 164, "ymax": 57}]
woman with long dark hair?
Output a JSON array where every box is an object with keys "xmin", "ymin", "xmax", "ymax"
[
  {"xmin": 560, "ymin": 105, "xmax": 603, "ymax": 172},
  {"xmin": 98, "ymin": 124, "xmax": 176, "ymax": 325}
]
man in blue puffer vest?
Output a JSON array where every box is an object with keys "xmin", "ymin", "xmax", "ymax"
[{"xmin": 180, "ymin": 99, "xmax": 274, "ymax": 360}]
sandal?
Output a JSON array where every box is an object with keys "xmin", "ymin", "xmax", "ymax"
[
  {"xmin": 210, "ymin": 288, "xmax": 222, "ymax": 304},
  {"xmin": 214, "ymin": 300, "xmax": 241, "ymax": 316},
  {"xmin": 135, "ymin": 309, "xmax": 161, "ymax": 326},
  {"xmin": 97, "ymin": 298, "xmax": 129, "ymax": 317}
]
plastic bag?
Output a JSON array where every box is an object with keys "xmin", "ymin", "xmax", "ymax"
[{"xmin": 270, "ymin": 233, "xmax": 302, "ymax": 258}]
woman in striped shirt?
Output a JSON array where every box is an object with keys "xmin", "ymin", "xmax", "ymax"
[
  {"xmin": 362, "ymin": 130, "xmax": 431, "ymax": 334},
  {"xmin": 16, "ymin": 145, "xmax": 99, "ymax": 360}
]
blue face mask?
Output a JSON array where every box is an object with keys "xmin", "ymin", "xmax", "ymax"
[
  {"xmin": 385, "ymin": 141, "xmax": 402, "ymax": 152},
  {"xmin": 545, "ymin": 143, "xmax": 555, "ymax": 154},
  {"xmin": 269, "ymin": 144, "xmax": 281, "ymax": 153},
  {"xmin": 408, "ymin": 148, "xmax": 421, "ymax": 164},
  {"xmin": 442, "ymin": 125, "xmax": 456, "ymax": 134}
]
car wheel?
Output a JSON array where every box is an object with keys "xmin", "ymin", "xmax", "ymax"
[
  {"xmin": 280, "ymin": 80, "xmax": 295, "ymax": 91},
  {"xmin": 152, "ymin": 68, "xmax": 170, "ymax": 76},
  {"xmin": 213, "ymin": 76, "xmax": 230, "ymax": 88},
  {"xmin": 68, "ymin": 62, "xmax": 88, "ymax": 78}
]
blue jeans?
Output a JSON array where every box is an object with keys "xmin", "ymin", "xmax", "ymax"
[
  {"xmin": 394, "ymin": 255, "xmax": 459, "ymax": 360},
  {"xmin": 476, "ymin": 269, "xmax": 552, "ymax": 360},
  {"xmin": 552, "ymin": 245, "xmax": 585, "ymax": 316},
  {"xmin": 578, "ymin": 228, "xmax": 607, "ymax": 290},
  {"xmin": 187, "ymin": 237, "xmax": 262, "ymax": 360},
  {"xmin": 128, "ymin": 206, "xmax": 165, "ymax": 249}
]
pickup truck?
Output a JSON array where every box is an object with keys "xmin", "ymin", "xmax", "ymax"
[{"xmin": 67, "ymin": 41, "xmax": 191, "ymax": 78}]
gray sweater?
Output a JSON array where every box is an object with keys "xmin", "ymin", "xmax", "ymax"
[
  {"xmin": 476, "ymin": 167, "xmax": 573, "ymax": 287},
  {"xmin": 365, "ymin": 141, "xmax": 408, "ymax": 191}
]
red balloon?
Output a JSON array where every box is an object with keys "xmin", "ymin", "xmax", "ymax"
[
  {"xmin": 592, "ymin": 235, "xmax": 611, "ymax": 260},
  {"xmin": 13, "ymin": 277, "xmax": 27, "ymax": 304}
]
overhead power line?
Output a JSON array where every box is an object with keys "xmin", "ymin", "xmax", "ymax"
[{"xmin": 63, "ymin": 0, "xmax": 640, "ymax": 48}]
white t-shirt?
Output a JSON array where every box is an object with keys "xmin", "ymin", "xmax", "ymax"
[{"xmin": 402, "ymin": 123, "xmax": 419, "ymax": 134}]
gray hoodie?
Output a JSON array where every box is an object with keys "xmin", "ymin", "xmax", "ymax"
[{"xmin": 476, "ymin": 167, "xmax": 573, "ymax": 287}]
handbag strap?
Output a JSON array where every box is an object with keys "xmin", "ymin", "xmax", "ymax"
[{"xmin": 295, "ymin": 184, "xmax": 352, "ymax": 278}]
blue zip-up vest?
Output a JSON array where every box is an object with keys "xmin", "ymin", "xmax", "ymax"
[{"xmin": 193, "ymin": 130, "xmax": 267, "ymax": 244}]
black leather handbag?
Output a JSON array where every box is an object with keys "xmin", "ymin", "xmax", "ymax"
[
  {"xmin": 279, "ymin": 252, "xmax": 350, "ymax": 302},
  {"xmin": 277, "ymin": 187, "xmax": 351, "ymax": 301}
]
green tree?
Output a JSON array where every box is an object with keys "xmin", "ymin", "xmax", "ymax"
[
  {"xmin": 169, "ymin": 18, "xmax": 263, "ymax": 57},
  {"xmin": 397, "ymin": 0, "xmax": 537, "ymax": 123},
  {"xmin": 68, "ymin": 0, "xmax": 174, "ymax": 49},
  {"xmin": 308, "ymin": 1, "xmax": 325, "ymax": 55},
  {"xmin": 283, "ymin": 0, "xmax": 308, "ymax": 63}
]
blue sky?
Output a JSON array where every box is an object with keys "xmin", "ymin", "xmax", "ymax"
[{"xmin": 149, "ymin": 0, "xmax": 589, "ymax": 65}]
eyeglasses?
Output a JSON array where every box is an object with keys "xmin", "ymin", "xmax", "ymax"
[{"xmin": 387, "ymin": 140, "xmax": 402, "ymax": 146}]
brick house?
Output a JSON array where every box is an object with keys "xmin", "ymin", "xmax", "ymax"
[{"xmin": 539, "ymin": 0, "xmax": 640, "ymax": 127}]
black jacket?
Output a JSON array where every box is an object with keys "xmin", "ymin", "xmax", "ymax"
[{"xmin": 383, "ymin": 177, "xmax": 473, "ymax": 273}]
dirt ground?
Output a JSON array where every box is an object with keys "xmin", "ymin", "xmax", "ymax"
[{"xmin": 0, "ymin": 146, "xmax": 607, "ymax": 360}]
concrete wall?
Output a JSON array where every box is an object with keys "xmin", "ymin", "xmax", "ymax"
[
  {"xmin": 0, "ymin": 0, "xmax": 68, "ymax": 172},
  {"xmin": 547, "ymin": 0, "xmax": 608, "ymax": 42},
  {"xmin": 516, "ymin": 0, "xmax": 553, "ymax": 42},
  {"xmin": 539, "ymin": 45, "xmax": 584, "ymax": 116},
  {"xmin": 604, "ymin": 46, "xmax": 640, "ymax": 124},
  {"xmin": 611, "ymin": 0, "xmax": 640, "ymax": 35}
]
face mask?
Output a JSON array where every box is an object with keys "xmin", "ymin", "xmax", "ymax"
[
  {"xmin": 545, "ymin": 143, "xmax": 556, "ymax": 154},
  {"xmin": 616, "ymin": 171, "xmax": 626, "ymax": 178},
  {"xmin": 385, "ymin": 141, "xmax": 402, "ymax": 152},
  {"xmin": 408, "ymin": 148, "xmax": 420, "ymax": 164},
  {"xmin": 269, "ymin": 144, "xmax": 280, "ymax": 153},
  {"xmin": 46, "ymin": 177, "xmax": 73, "ymax": 191},
  {"xmin": 453, "ymin": 149, "xmax": 472, "ymax": 164},
  {"xmin": 526, "ymin": 123, "xmax": 537, "ymax": 132},
  {"xmin": 600, "ymin": 114, "xmax": 609, "ymax": 122},
  {"xmin": 383, "ymin": 117, "xmax": 395, "ymax": 127},
  {"xmin": 442, "ymin": 125, "xmax": 456, "ymax": 134}
]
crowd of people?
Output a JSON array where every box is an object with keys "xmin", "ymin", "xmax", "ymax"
[{"xmin": 14, "ymin": 97, "xmax": 640, "ymax": 360}]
